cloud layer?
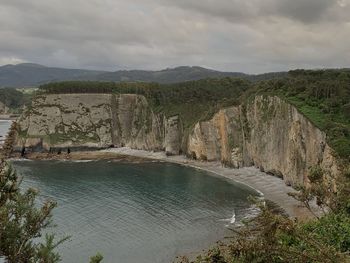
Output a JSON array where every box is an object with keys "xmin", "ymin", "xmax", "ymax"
[{"xmin": 1, "ymin": 0, "xmax": 349, "ymax": 73}]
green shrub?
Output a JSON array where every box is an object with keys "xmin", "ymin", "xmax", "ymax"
[{"xmin": 302, "ymin": 213, "xmax": 350, "ymax": 253}]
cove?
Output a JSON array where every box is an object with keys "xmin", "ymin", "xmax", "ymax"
[{"xmin": 12, "ymin": 160, "xmax": 258, "ymax": 263}]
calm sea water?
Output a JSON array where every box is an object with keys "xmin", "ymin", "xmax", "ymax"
[{"xmin": 12, "ymin": 160, "xmax": 258, "ymax": 263}]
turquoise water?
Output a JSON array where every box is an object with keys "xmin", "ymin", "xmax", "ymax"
[{"xmin": 12, "ymin": 160, "xmax": 257, "ymax": 263}]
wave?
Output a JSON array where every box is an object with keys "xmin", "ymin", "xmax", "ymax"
[
  {"xmin": 70, "ymin": 160, "xmax": 95, "ymax": 163},
  {"xmin": 219, "ymin": 209, "xmax": 236, "ymax": 226},
  {"xmin": 220, "ymin": 203, "xmax": 263, "ymax": 228},
  {"xmin": 234, "ymin": 205, "xmax": 261, "ymax": 227},
  {"xmin": 9, "ymin": 158, "xmax": 33, "ymax": 162}
]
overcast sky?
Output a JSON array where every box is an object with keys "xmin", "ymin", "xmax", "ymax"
[{"xmin": 1, "ymin": 0, "xmax": 350, "ymax": 73}]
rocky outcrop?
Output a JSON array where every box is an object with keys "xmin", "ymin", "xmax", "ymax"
[
  {"xmin": 14, "ymin": 94, "xmax": 183, "ymax": 154},
  {"xmin": 242, "ymin": 96, "xmax": 337, "ymax": 186},
  {"xmin": 187, "ymin": 107, "xmax": 242, "ymax": 164},
  {"xmin": 15, "ymin": 93, "xmax": 339, "ymax": 186},
  {"xmin": 0, "ymin": 101, "xmax": 9, "ymax": 114},
  {"xmin": 187, "ymin": 96, "xmax": 339, "ymax": 186},
  {"xmin": 164, "ymin": 115, "xmax": 183, "ymax": 155}
]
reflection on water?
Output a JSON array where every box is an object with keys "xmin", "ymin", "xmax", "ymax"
[{"xmin": 13, "ymin": 160, "xmax": 257, "ymax": 263}]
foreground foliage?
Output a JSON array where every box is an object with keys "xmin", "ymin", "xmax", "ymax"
[
  {"xmin": 180, "ymin": 209, "xmax": 350, "ymax": 263},
  {"xmin": 0, "ymin": 160, "xmax": 66, "ymax": 263},
  {"xmin": 177, "ymin": 166, "xmax": 350, "ymax": 263},
  {"xmin": 0, "ymin": 127, "xmax": 104, "ymax": 262}
]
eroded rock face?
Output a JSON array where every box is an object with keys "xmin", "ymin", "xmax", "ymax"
[
  {"xmin": 187, "ymin": 107, "xmax": 243, "ymax": 165},
  {"xmin": 242, "ymin": 96, "xmax": 337, "ymax": 186},
  {"xmin": 164, "ymin": 115, "xmax": 183, "ymax": 155},
  {"xmin": 14, "ymin": 94, "xmax": 182, "ymax": 153},
  {"xmin": 16, "ymin": 93, "xmax": 339, "ymax": 186},
  {"xmin": 187, "ymin": 96, "xmax": 339, "ymax": 186}
]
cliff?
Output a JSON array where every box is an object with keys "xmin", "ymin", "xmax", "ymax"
[
  {"xmin": 15, "ymin": 93, "xmax": 339, "ymax": 186},
  {"xmin": 187, "ymin": 96, "xmax": 339, "ymax": 186},
  {"xmin": 14, "ymin": 94, "xmax": 182, "ymax": 155}
]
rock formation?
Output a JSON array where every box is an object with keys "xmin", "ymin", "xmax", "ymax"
[
  {"xmin": 14, "ymin": 93, "xmax": 339, "ymax": 186},
  {"xmin": 187, "ymin": 96, "xmax": 339, "ymax": 186},
  {"xmin": 14, "ymin": 93, "xmax": 182, "ymax": 154}
]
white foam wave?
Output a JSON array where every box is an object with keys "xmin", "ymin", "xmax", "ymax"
[
  {"xmin": 70, "ymin": 160, "xmax": 94, "ymax": 163},
  {"xmin": 9, "ymin": 158, "xmax": 33, "ymax": 162},
  {"xmin": 54, "ymin": 159, "xmax": 95, "ymax": 163},
  {"xmin": 230, "ymin": 211, "xmax": 236, "ymax": 224},
  {"xmin": 219, "ymin": 209, "xmax": 236, "ymax": 226}
]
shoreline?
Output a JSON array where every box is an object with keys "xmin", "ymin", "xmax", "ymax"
[
  {"xmin": 12, "ymin": 147, "xmax": 317, "ymax": 261},
  {"xmin": 0, "ymin": 117, "xmax": 17, "ymax": 121},
  {"xmin": 13, "ymin": 147, "xmax": 315, "ymax": 220}
]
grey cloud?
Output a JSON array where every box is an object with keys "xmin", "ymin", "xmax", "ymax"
[
  {"xmin": 275, "ymin": 0, "xmax": 334, "ymax": 23},
  {"xmin": 158, "ymin": 0, "xmax": 342, "ymax": 24},
  {"xmin": 0, "ymin": 0, "xmax": 349, "ymax": 73}
]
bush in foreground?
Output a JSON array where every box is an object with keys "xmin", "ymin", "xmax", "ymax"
[
  {"xmin": 177, "ymin": 167, "xmax": 350, "ymax": 263},
  {"xmin": 0, "ymin": 160, "xmax": 66, "ymax": 262}
]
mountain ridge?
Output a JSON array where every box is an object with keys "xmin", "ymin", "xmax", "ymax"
[{"xmin": 0, "ymin": 63, "xmax": 286, "ymax": 87}]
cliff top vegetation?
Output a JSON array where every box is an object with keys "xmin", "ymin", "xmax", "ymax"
[
  {"xmin": 0, "ymin": 88, "xmax": 31, "ymax": 113},
  {"xmin": 37, "ymin": 69, "xmax": 350, "ymax": 160},
  {"xmin": 253, "ymin": 69, "xmax": 350, "ymax": 160},
  {"xmin": 38, "ymin": 78, "xmax": 251, "ymax": 130}
]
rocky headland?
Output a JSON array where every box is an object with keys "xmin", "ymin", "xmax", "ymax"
[{"xmin": 13, "ymin": 93, "xmax": 339, "ymax": 190}]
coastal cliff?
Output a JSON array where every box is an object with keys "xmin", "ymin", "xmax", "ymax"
[
  {"xmin": 187, "ymin": 96, "xmax": 339, "ymax": 186},
  {"xmin": 14, "ymin": 94, "xmax": 182, "ymax": 155},
  {"xmin": 14, "ymin": 93, "xmax": 339, "ymax": 186}
]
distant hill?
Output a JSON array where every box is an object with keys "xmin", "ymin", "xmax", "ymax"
[
  {"xmin": 0, "ymin": 63, "xmax": 105, "ymax": 87},
  {"xmin": 0, "ymin": 63, "xmax": 287, "ymax": 87},
  {"xmin": 94, "ymin": 66, "xmax": 248, "ymax": 83}
]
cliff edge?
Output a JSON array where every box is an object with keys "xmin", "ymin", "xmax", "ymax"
[
  {"xmin": 187, "ymin": 95, "xmax": 339, "ymax": 186},
  {"xmin": 14, "ymin": 93, "xmax": 339, "ymax": 187}
]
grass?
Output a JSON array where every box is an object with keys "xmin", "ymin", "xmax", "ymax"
[{"xmin": 286, "ymin": 96, "xmax": 328, "ymax": 129}]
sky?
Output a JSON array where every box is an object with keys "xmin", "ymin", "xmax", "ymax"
[{"xmin": 0, "ymin": 0, "xmax": 350, "ymax": 73}]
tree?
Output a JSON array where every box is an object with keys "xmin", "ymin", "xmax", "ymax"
[
  {"xmin": 0, "ymin": 160, "xmax": 68, "ymax": 263},
  {"xmin": 1, "ymin": 121, "xmax": 18, "ymax": 159},
  {"xmin": 0, "ymin": 126, "xmax": 103, "ymax": 262}
]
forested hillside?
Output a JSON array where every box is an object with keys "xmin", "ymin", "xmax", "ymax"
[
  {"xmin": 0, "ymin": 63, "xmax": 104, "ymax": 87},
  {"xmin": 0, "ymin": 63, "xmax": 286, "ymax": 87},
  {"xmin": 0, "ymin": 88, "xmax": 30, "ymax": 113}
]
